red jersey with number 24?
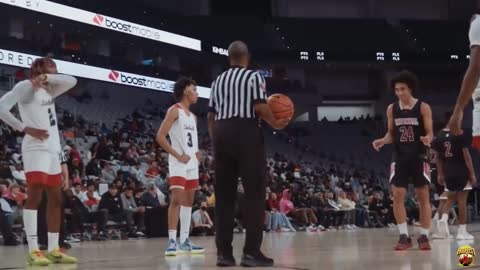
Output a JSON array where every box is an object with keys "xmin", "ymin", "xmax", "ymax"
[{"xmin": 392, "ymin": 100, "xmax": 427, "ymax": 160}]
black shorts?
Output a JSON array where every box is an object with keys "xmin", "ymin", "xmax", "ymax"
[
  {"xmin": 444, "ymin": 174, "xmax": 471, "ymax": 192},
  {"xmin": 390, "ymin": 158, "xmax": 430, "ymax": 188}
]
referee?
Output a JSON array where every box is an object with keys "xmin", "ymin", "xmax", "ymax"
[{"xmin": 208, "ymin": 41, "xmax": 289, "ymax": 267}]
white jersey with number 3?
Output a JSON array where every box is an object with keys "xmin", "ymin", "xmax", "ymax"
[{"xmin": 168, "ymin": 104, "xmax": 198, "ymax": 169}]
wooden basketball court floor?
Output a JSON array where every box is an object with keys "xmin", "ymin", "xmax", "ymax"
[{"xmin": 0, "ymin": 225, "xmax": 478, "ymax": 270}]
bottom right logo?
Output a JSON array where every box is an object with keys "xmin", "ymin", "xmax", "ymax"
[{"xmin": 457, "ymin": 245, "xmax": 476, "ymax": 267}]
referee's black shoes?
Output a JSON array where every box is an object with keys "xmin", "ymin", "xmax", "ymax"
[
  {"xmin": 240, "ymin": 253, "xmax": 274, "ymax": 267},
  {"xmin": 216, "ymin": 255, "xmax": 236, "ymax": 267}
]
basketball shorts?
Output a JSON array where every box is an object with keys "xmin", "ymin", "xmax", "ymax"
[
  {"xmin": 472, "ymin": 90, "xmax": 480, "ymax": 149},
  {"xmin": 168, "ymin": 160, "xmax": 199, "ymax": 191},
  {"xmin": 444, "ymin": 174, "xmax": 472, "ymax": 193},
  {"xmin": 390, "ymin": 158, "xmax": 430, "ymax": 188},
  {"xmin": 23, "ymin": 150, "xmax": 62, "ymax": 187}
]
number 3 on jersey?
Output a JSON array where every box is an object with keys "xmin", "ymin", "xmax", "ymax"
[
  {"xmin": 187, "ymin": 132, "xmax": 193, "ymax": 147},
  {"xmin": 48, "ymin": 108, "xmax": 56, "ymax": 126}
]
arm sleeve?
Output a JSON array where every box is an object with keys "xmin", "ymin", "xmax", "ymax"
[
  {"xmin": 249, "ymin": 72, "xmax": 267, "ymax": 104},
  {"xmin": 0, "ymin": 80, "xmax": 33, "ymax": 131},
  {"xmin": 46, "ymin": 74, "xmax": 77, "ymax": 98},
  {"xmin": 208, "ymin": 81, "xmax": 216, "ymax": 113},
  {"xmin": 470, "ymin": 15, "xmax": 480, "ymax": 47}
]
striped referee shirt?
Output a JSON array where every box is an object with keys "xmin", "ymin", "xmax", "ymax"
[{"xmin": 209, "ymin": 66, "xmax": 267, "ymax": 120}]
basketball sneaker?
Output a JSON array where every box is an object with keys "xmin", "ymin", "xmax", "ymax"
[
  {"xmin": 457, "ymin": 230, "xmax": 474, "ymax": 240},
  {"xmin": 417, "ymin": 235, "xmax": 431, "ymax": 250},
  {"xmin": 27, "ymin": 250, "xmax": 52, "ymax": 266},
  {"xmin": 437, "ymin": 220, "xmax": 450, "ymax": 239},
  {"xmin": 394, "ymin": 234, "xmax": 413, "ymax": 250},
  {"xmin": 46, "ymin": 248, "xmax": 78, "ymax": 264},
  {"xmin": 165, "ymin": 239, "xmax": 177, "ymax": 256},
  {"xmin": 178, "ymin": 239, "xmax": 205, "ymax": 254}
]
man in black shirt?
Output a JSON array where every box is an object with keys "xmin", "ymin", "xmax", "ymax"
[
  {"xmin": 99, "ymin": 184, "xmax": 135, "ymax": 236},
  {"xmin": 431, "ymin": 128, "xmax": 476, "ymax": 240},
  {"xmin": 372, "ymin": 71, "xmax": 433, "ymax": 250},
  {"xmin": 208, "ymin": 41, "xmax": 289, "ymax": 267}
]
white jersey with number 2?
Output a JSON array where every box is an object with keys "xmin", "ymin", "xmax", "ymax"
[
  {"xmin": 168, "ymin": 103, "xmax": 198, "ymax": 169},
  {"xmin": 0, "ymin": 74, "xmax": 77, "ymax": 154}
]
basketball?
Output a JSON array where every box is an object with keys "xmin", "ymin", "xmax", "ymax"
[{"xmin": 267, "ymin": 93, "xmax": 294, "ymax": 120}]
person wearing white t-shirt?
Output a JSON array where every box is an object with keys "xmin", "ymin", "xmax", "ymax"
[
  {"xmin": 450, "ymin": 14, "xmax": 480, "ymax": 139},
  {"xmin": 0, "ymin": 58, "xmax": 77, "ymax": 265}
]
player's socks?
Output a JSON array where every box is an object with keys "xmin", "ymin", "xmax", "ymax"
[
  {"xmin": 440, "ymin": 213, "xmax": 449, "ymax": 222},
  {"xmin": 179, "ymin": 206, "xmax": 192, "ymax": 244},
  {"xmin": 432, "ymin": 212, "xmax": 439, "ymax": 222},
  {"xmin": 419, "ymin": 227, "xmax": 429, "ymax": 236},
  {"xmin": 23, "ymin": 209, "xmax": 39, "ymax": 252},
  {"xmin": 48, "ymin": 233, "xmax": 60, "ymax": 252},
  {"xmin": 397, "ymin": 222, "xmax": 408, "ymax": 236},
  {"xmin": 168, "ymin": 230, "xmax": 177, "ymax": 242}
]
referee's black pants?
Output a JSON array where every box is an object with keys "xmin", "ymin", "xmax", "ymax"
[{"xmin": 213, "ymin": 119, "xmax": 266, "ymax": 257}]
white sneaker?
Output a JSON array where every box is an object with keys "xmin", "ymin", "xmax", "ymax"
[
  {"xmin": 388, "ymin": 223, "xmax": 396, "ymax": 228},
  {"xmin": 307, "ymin": 225, "xmax": 318, "ymax": 232},
  {"xmin": 431, "ymin": 219, "xmax": 438, "ymax": 234},
  {"xmin": 457, "ymin": 231, "xmax": 474, "ymax": 240},
  {"xmin": 352, "ymin": 225, "xmax": 359, "ymax": 229},
  {"xmin": 289, "ymin": 227, "xmax": 297, "ymax": 232},
  {"xmin": 280, "ymin": 227, "xmax": 291, "ymax": 232},
  {"xmin": 437, "ymin": 220, "xmax": 450, "ymax": 239},
  {"xmin": 345, "ymin": 225, "xmax": 353, "ymax": 230},
  {"xmin": 318, "ymin": 225, "xmax": 325, "ymax": 230}
]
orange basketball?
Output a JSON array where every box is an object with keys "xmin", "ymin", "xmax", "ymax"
[{"xmin": 267, "ymin": 93, "xmax": 294, "ymax": 120}]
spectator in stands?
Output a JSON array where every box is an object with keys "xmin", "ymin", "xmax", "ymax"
[
  {"xmin": 71, "ymin": 183, "xmax": 87, "ymax": 201},
  {"xmin": 11, "ymin": 163, "xmax": 26, "ymax": 183},
  {"xmin": 113, "ymin": 179, "xmax": 124, "ymax": 192},
  {"xmin": 98, "ymin": 183, "xmax": 137, "ymax": 238},
  {"xmin": 280, "ymin": 189, "xmax": 318, "ymax": 231},
  {"xmin": 141, "ymin": 184, "xmax": 161, "ymax": 207},
  {"xmin": 101, "ymin": 162, "xmax": 116, "ymax": 183},
  {"xmin": 65, "ymin": 189, "xmax": 108, "ymax": 241},
  {"xmin": 368, "ymin": 192, "xmax": 389, "ymax": 227},
  {"xmin": 265, "ymin": 192, "xmax": 290, "ymax": 232},
  {"xmin": 145, "ymin": 161, "xmax": 159, "ymax": 178},
  {"xmin": 120, "ymin": 187, "xmax": 145, "ymax": 234},
  {"xmin": 0, "ymin": 182, "xmax": 19, "ymax": 245},
  {"xmin": 191, "ymin": 201, "xmax": 214, "ymax": 236},
  {"xmin": 351, "ymin": 192, "xmax": 371, "ymax": 227},
  {"xmin": 337, "ymin": 191, "xmax": 358, "ymax": 229},
  {"xmin": 85, "ymin": 182, "xmax": 101, "ymax": 201},
  {"xmin": 85, "ymin": 159, "xmax": 101, "ymax": 178}
]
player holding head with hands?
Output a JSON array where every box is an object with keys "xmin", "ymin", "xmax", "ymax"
[
  {"xmin": 156, "ymin": 77, "xmax": 204, "ymax": 256},
  {"xmin": 0, "ymin": 57, "xmax": 77, "ymax": 266},
  {"xmin": 372, "ymin": 71, "xmax": 434, "ymax": 250}
]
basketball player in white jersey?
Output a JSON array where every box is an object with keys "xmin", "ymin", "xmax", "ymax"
[
  {"xmin": 450, "ymin": 14, "xmax": 480, "ymax": 138},
  {"xmin": 156, "ymin": 77, "xmax": 204, "ymax": 256},
  {"xmin": 0, "ymin": 57, "xmax": 77, "ymax": 266}
]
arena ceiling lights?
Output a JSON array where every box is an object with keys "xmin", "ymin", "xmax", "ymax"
[
  {"xmin": 0, "ymin": 48, "xmax": 211, "ymax": 98},
  {"xmin": 0, "ymin": 0, "xmax": 201, "ymax": 51}
]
